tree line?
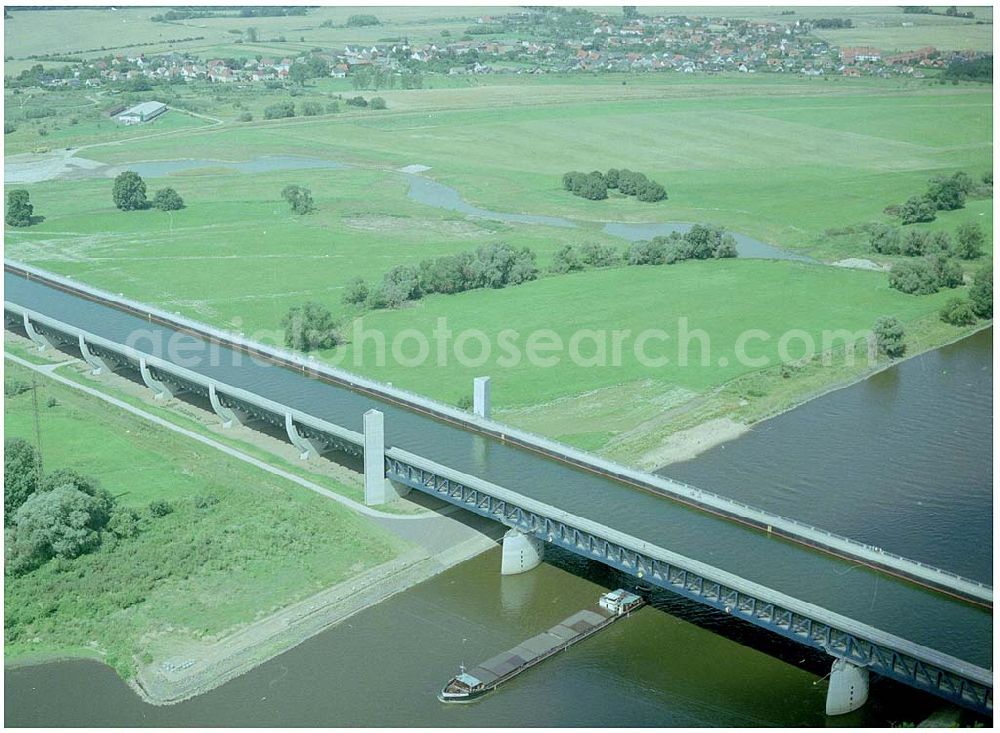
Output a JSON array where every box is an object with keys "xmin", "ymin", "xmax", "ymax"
[
  {"xmin": 869, "ymin": 221, "xmax": 985, "ymax": 260},
  {"xmin": 263, "ymin": 95, "xmax": 384, "ymax": 119},
  {"xmin": 281, "ymin": 223, "xmax": 739, "ymax": 352},
  {"xmin": 562, "ymin": 168, "xmax": 667, "ymax": 202},
  {"xmin": 943, "ymin": 56, "xmax": 992, "ymax": 83},
  {"xmin": 939, "ymin": 264, "xmax": 991, "ymax": 326}
]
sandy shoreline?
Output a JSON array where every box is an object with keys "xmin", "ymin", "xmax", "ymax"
[{"xmin": 635, "ymin": 417, "xmax": 749, "ymax": 470}]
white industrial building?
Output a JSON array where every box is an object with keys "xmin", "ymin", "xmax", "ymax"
[{"xmin": 117, "ymin": 101, "xmax": 167, "ymax": 125}]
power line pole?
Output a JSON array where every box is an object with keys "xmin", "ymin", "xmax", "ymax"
[{"xmin": 31, "ymin": 376, "xmax": 43, "ymax": 481}]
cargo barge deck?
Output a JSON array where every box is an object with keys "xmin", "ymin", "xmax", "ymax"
[{"xmin": 439, "ymin": 589, "xmax": 645, "ymax": 703}]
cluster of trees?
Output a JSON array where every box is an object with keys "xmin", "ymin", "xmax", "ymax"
[
  {"xmin": 346, "ymin": 13, "xmax": 380, "ymax": 26},
  {"xmin": 562, "ymin": 168, "xmax": 667, "ymax": 203},
  {"xmin": 151, "ymin": 8, "xmax": 228, "ymax": 21},
  {"xmin": 873, "ymin": 316, "xmax": 906, "ymax": 358},
  {"xmin": 549, "ymin": 242, "xmax": 622, "ymax": 273},
  {"xmin": 289, "ymin": 56, "xmax": 333, "ymax": 85},
  {"xmin": 810, "ymin": 18, "xmax": 852, "ymax": 28},
  {"xmin": 904, "ymin": 5, "xmax": 974, "ymax": 17},
  {"xmin": 562, "ymin": 171, "xmax": 609, "ymax": 200},
  {"xmin": 112, "ymin": 172, "xmax": 184, "ymax": 212},
  {"xmin": 343, "ymin": 242, "xmax": 539, "ymax": 311},
  {"xmin": 608, "ymin": 168, "xmax": 667, "ymax": 202},
  {"xmin": 280, "ymin": 301, "xmax": 340, "ymax": 350},
  {"xmin": 627, "ymin": 225, "xmax": 737, "ymax": 265},
  {"xmin": 869, "ymin": 221, "xmax": 985, "ymax": 260},
  {"xmin": 4, "ymin": 438, "xmax": 171, "ymax": 576},
  {"xmin": 151, "ymin": 5, "xmax": 307, "ymax": 21},
  {"xmin": 350, "ymin": 66, "xmax": 423, "ymax": 91},
  {"xmin": 6, "ymin": 190, "xmax": 34, "ymax": 227},
  {"xmin": 888, "ymin": 255, "xmax": 965, "ymax": 295},
  {"xmin": 344, "ymin": 95, "xmax": 386, "ymax": 108},
  {"xmin": 943, "ymin": 56, "xmax": 992, "ymax": 83},
  {"xmin": 940, "ymin": 263, "xmax": 992, "ymax": 326},
  {"xmin": 262, "ymin": 99, "xmax": 342, "ymax": 120},
  {"xmin": 281, "ymin": 184, "xmax": 315, "ymax": 215},
  {"xmin": 264, "ymin": 100, "xmax": 295, "ymax": 119},
  {"xmin": 894, "ymin": 171, "xmax": 987, "ymax": 224}
]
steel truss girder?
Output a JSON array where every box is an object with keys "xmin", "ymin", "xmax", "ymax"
[{"xmin": 384, "ymin": 456, "xmax": 992, "ymax": 716}]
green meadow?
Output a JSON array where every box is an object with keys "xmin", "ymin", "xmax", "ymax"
[
  {"xmin": 3, "ymin": 359, "xmax": 403, "ymax": 675},
  {"xmin": 337, "ymin": 260, "xmax": 957, "ymax": 407},
  {"xmin": 3, "ymin": 6, "xmax": 500, "ymax": 74},
  {"xmin": 5, "ymin": 73, "xmax": 992, "ymax": 459}
]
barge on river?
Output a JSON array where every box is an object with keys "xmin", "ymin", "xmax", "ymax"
[{"xmin": 439, "ymin": 589, "xmax": 645, "ymax": 703}]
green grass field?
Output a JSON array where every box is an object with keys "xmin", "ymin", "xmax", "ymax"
[
  {"xmin": 4, "ymin": 71, "xmax": 992, "ymax": 463},
  {"xmin": 27, "ymin": 75, "xmax": 988, "ymax": 253},
  {"xmin": 3, "ymin": 359, "xmax": 404, "ymax": 676},
  {"xmin": 3, "ymin": 6, "xmax": 503, "ymax": 75},
  {"xmin": 337, "ymin": 259, "xmax": 959, "ymax": 405}
]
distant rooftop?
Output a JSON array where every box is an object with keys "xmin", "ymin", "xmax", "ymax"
[{"xmin": 121, "ymin": 101, "xmax": 166, "ymax": 116}]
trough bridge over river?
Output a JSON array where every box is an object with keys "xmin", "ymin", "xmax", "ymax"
[{"xmin": 3, "ymin": 260, "xmax": 992, "ymax": 717}]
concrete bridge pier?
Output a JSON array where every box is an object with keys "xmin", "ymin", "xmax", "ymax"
[
  {"xmin": 363, "ymin": 409, "xmax": 409, "ymax": 505},
  {"xmin": 139, "ymin": 357, "xmax": 174, "ymax": 400},
  {"xmin": 22, "ymin": 313, "xmax": 51, "ymax": 351},
  {"xmin": 209, "ymin": 383, "xmax": 246, "ymax": 428},
  {"xmin": 473, "ymin": 376, "xmax": 491, "ymax": 419},
  {"xmin": 825, "ymin": 658, "xmax": 869, "ymax": 716},
  {"xmin": 500, "ymin": 528, "xmax": 544, "ymax": 575},
  {"xmin": 285, "ymin": 413, "xmax": 324, "ymax": 459},
  {"xmin": 78, "ymin": 335, "xmax": 112, "ymax": 375}
]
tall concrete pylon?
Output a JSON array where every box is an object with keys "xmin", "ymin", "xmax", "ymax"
[
  {"xmin": 364, "ymin": 408, "xmax": 390, "ymax": 505},
  {"xmin": 473, "ymin": 376, "xmax": 491, "ymax": 419}
]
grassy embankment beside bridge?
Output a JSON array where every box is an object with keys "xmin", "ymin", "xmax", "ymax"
[{"xmin": 3, "ymin": 358, "xmax": 405, "ymax": 678}]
